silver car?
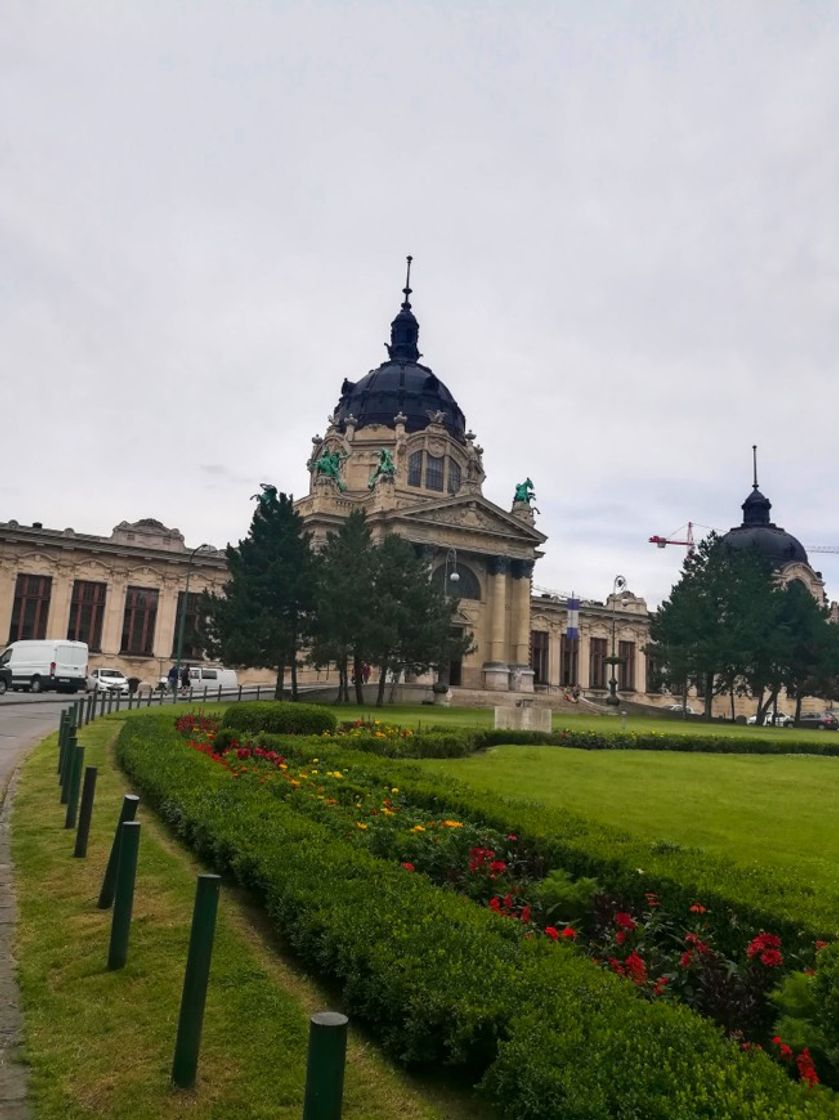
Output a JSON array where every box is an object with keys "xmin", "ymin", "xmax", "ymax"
[{"xmin": 87, "ymin": 667, "xmax": 130, "ymax": 694}]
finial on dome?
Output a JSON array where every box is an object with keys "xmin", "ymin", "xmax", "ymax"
[
  {"xmin": 752, "ymin": 444, "xmax": 759, "ymax": 490},
  {"xmin": 402, "ymin": 254, "xmax": 413, "ymax": 310}
]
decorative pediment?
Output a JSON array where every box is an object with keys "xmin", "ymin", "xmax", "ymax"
[{"xmin": 399, "ymin": 495, "xmax": 546, "ymax": 545}]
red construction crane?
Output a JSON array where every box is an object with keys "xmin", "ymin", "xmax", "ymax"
[{"xmin": 649, "ymin": 522, "xmax": 696, "ymax": 553}]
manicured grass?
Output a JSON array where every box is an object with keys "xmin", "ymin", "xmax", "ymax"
[
  {"xmin": 11, "ymin": 717, "xmax": 486, "ymax": 1120},
  {"xmin": 420, "ymin": 746, "xmax": 839, "ymax": 911}
]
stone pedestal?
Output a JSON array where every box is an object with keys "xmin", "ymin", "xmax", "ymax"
[
  {"xmin": 510, "ymin": 666, "xmax": 535, "ymax": 693},
  {"xmin": 483, "ymin": 662, "xmax": 511, "ymax": 691},
  {"xmin": 494, "ymin": 704, "xmax": 551, "ymax": 733}
]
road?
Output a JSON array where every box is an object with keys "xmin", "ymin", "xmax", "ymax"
[{"xmin": 0, "ymin": 696, "xmax": 68, "ymax": 795}]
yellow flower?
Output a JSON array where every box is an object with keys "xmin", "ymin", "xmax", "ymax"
[
  {"xmin": 355, "ymin": 822, "xmax": 369, "ymax": 830},
  {"xmin": 411, "ymin": 824, "xmax": 426, "ymax": 833},
  {"xmin": 382, "ymin": 807, "xmax": 395, "ymax": 816},
  {"xmin": 311, "ymin": 769, "xmax": 319, "ymax": 775},
  {"xmin": 391, "ymin": 787, "xmax": 399, "ymax": 794},
  {"xmin": 442, "ymin": 820, "xmax": 463, "ymax": 829},
  {"xmin": 289, "ymin": 779, "xmax": 300, "ymax": 788}
]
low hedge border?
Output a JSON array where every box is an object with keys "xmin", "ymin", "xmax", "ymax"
[
  {"xmin": 246, "ymin": 733, "xmax": 837, "ymax": 951},
  {"xmin": 221, "ymin": 700, "xmax": 337, "ymax": 736},
  {"xmin": 116, "ymin": 714, "xmax": 837, "ymax": 1119}
]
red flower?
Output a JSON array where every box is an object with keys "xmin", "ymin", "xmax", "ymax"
[
  {"xmin": 561, "ymin": 927, "xmax": 577, "ymax": 940},
  {"xmin": 625, "ymin": 950, "xmax": 647, "ymax": 986},
  {"xmin": 652, "ymin": 976, "xmax": 668, "ymax": 996},
  {"xmin": 685, "ymin": 932, "xmax": 710, "ymax": 955},
  {"xmin": 545, "ymin": 926, "xmax": 560, "ymax": 941},
  {"xmin": 815, "ymin": 940, "xmax": 829, "ymax": 952},
  {"xmin": 506, "ymin": 833, "xmax": 518, "ymax": 841},
  {"xmin": 401, "ymin": 862, "xmax": 415, "ymax": 872},
  {"xmin": 489, "ymin": 897, "xmax": 502, "ymax": 913},
  {"xmin": 614, "ymin": 912, "xmax": 637, "ymax": 931},
  {"xmin": 608, "ymin": 957, "xmax": 625, "ymax": 976},
  {"xmin": 689, "ymin": 902, "xmax": 707, "ymax": 914},
  {"xmin": 615, "ymin": 930, "xmax": 627, "ymax": 946},
  {"xmin": 760, "ymin": 948, "xmax": 783, "ymax": 968},
  {"xmin": 746, "ymin": 932, "xmax": 781, "ymax": 960},
  {"xmin": 679, "ymin": 951, "xmax": 693, "ymax": 969},
  {"xmin": 520, "ymin": 904, "xmax": 532, "ymax": 924},
  {"xmin": 645, "ymin": 892, "xmax": 660, "ymax": 908},
  {"xmin": 772, "ymin": 1036, "xmax": 794, "ymax": 1062},
  {"xmin": 489, "ymin": 860, "xmax": 507, "ymax": 876},
  {"xmin": 797, "ymin": 1047, "xmax": 819, "ymax": 1087}
]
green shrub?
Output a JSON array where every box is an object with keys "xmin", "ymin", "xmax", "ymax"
[
  {"xmin": 530, "ymin": 867, "xmax": 600, "ymax": 925},
  {"xmin": 221, "ymin": 700, "xmax": 336, "ymax": 736},
  {"xmin": 115, "ymin": 714, "xmax": 839, "ymax": 1119}
]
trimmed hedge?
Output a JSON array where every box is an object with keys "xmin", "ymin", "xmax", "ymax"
[
  {"xmin": 116, "ymin": 714, "xmax": 839, "ymax": 1119},
  {"xmin": 221, "ymin": 700, "xmax": 336, "ymax": 736}
]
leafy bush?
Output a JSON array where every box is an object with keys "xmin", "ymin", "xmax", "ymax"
[
  {"xmin": 115, "ymin": 714, "xmax": 839, "ymax": 1119},
  {"xmin": 221, "ymin": 700, "xmax": 336, "ymax": 736}
]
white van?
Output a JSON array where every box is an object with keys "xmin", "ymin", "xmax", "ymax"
[
  {"xmin": 0, "ymin": 640, "xmax": 89, "ymax": 693},
  {"xmin": 188, "ymin": 665, "xmax": 238, "ymax": 692}
]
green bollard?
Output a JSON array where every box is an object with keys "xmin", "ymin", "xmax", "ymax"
[
  {"xmin": 171, "ymin": 874, "xmax": 221, "ymax": 1089},
  {"xmin": 106, "ymin": 821, "xmax": 141, "ymax": 970},
  {"xmin": 60, "ymin": 730, "xmax": 76, "ymax": 805},
  {"xmin": 57, "ymin": 710, "xmax": 68, "ymax": 779},
  {"xmin": 64, "ymin": 745, "xmax": 85, "ymax": 829},
  {"xmin": 302, "ymin": 1011, "xmax": 349, "ymax": 1120},
  {"xmin": 98, "ymin": 794, "xmax": 140, "ymax": 909},
  {"xmin": 74, "ymin": 766, "xmax": 98, "ymax": 858}
]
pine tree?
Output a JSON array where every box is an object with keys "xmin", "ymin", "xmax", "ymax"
[{"xmin": 203, "ymin": 490, "xmax": 316, "ymax": 699}]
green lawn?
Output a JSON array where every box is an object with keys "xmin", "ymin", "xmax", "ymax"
[{"xmin": 420, "ymin": 746, "xmax": 839, "ymax": 907}]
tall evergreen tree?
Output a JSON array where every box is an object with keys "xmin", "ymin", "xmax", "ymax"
[
  {"xmin": 203, "ymin": 489, "xmax": 316, "ymax": 699},
  {"xmin": 309, "ymin": 510, "xmax": 377, "ymax": 704}
]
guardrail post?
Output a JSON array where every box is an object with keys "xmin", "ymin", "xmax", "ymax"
[
  {"xmin": 171, "ymin": 874, "xmax": 221, "ymax": 1089},
  {"xmin": 64, "ymin": 744, "xmax": 85, "ymax": 829},
  {"xmin": 74, "ymin": 766, "xmax": 98, "ymax": 857},
  {"xmin": 256, "ymin": 685, "xmax": 261, "ymax": 700},
  {"xmin": 57, "ymin": 710, "xmax": 68, "ymax": 778},
  {"xmin": 98, "ymin": 794, "xmax": 140, "ymax": 909},
  {"xmin": 302, "ymin": 1012, "xmax": 348, "ymax": 1120},
  {"xmin": 106, "ymin": 821, "xmax": 141, "ymax": 970}
]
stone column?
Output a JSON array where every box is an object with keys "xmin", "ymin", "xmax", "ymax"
[
  {"xmin": 548, "ymin": 628, "xmax": 561, "ymax": 689},
  {"xmin": 100, "ymin": 576, "xmax": 127, "ymax": 657},
  {"xmin": 154, "ymin": 580, "xmax": 180, "ymax": 662},
  {"xmin": 0, "ymin": 565, "xmax": 17, "ymax": 645},
  {"xmin": 578, "ymin": 627, "xmax": 591, "ymax": 690},
  {"xmin": 510, "ymin": 560, "xmax": 535, "ymax": 692},
  {"xmin": 483, "ymin": 556, "xmax": 510, "ymax": 691},
  {"xmin": 46, "ymin": 568, "xmax": 74, "ymax": 641}
]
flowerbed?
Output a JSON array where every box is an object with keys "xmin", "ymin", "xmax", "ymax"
[{"xmin": 116, "ymin": 712, "xmax": 839, "ymax": 1118}]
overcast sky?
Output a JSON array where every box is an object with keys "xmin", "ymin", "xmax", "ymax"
[{"xmin": 2, "ymin": 2, "xmax": 838, "ymax": 606}]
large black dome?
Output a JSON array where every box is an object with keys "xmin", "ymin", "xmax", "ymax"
[
  {"xmin": 332, "ymin": 263, "xmax": 466, "ymax": 443},
  {"xmin": 721, "ymin": 485, "xmax": 808, "ymax": 567}
]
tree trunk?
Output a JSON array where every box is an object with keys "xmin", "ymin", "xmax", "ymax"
[
  {"xmin": 290, "ymin": 654, "xmax": 298, "ymax": 701},
  {"xmin": 336, "ymin": 659, "xmax": 349, "ymax": 704},
  {"xmin": 704, "ymin": 671, "xmax": 714, "ymax": 721},
  {"xmin": 274, "ymin": 663, "xmax": 285, "ymax": 700},
  {"xmin": 794, "ymin": 692, "xmax": 804, "ymax": 725},
  {"xmin": 729, "ymin": 687, "xmax": 736, "ymax": 722},
  {"xmin": 353, "ymin": 653, "xmax": 365, "ymax": 705},
  {"xmin": 376, "ymin": 663, "xmax": 388, "ymax": 708}
]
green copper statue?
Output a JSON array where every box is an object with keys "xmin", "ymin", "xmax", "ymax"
[
  {"xmin": 250, "ymin": 482, "xmax": 278, "ymax": 508},
  {"xmin": 368, "ymin": 448, "xmax": 396, "ymax": 490},
  {"xmin": 312, "ymin": 449, "xmax": 347, "ymax": 492},
  {"xmin": 514, "ymin": 478, "xmax": 536, "ymax": 505}
]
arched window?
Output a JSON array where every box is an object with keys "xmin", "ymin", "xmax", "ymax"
[
  {"xmin": 432, "ymin": 563, "xmax": 481, "ymax": 600},
  {"xmin": 426, "ymin": 454, "xmax": 444, "ymax": 491},
  {"xmin": 448, "ymin": 459, "xmax": 461, "ymax": 494},
  {"xmin": 408, "ymin": 451, "xmax": 423, "ymax": 487}
]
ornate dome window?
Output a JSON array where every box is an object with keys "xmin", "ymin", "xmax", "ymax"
[
  {"xmin": 406, "ymin": 449, "xmax": 463, "ymax": 495},
  {"xmin": 432, "ymin": 562, "xmax": 481, "ymax": 600}
]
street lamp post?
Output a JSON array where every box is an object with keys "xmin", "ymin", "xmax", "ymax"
[
  {"xmin": 606, "ymin": 574, "xmax": 627, "ymax": 706},
  {"xmin": 173, "ymin": 543, "xmax": 214, "ymax": 697},
  {"xmin": 438, "ymin": 548, "xmax": 460, "ymax": 690}
]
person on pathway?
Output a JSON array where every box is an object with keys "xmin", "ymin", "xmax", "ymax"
[
  {"xmin": 180, "ymin": 666, "xmax": 190, "ymax": 692},
  {"xmin": 167, "ymin": 665, "xmax": 178, "ymax": 694}
]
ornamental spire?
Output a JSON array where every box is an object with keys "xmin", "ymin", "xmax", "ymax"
[
  {"xmin": 752, "ymin": 444, "xmax": 759, "ymax": 490},
  {"xmin": 386, "ymin": 254, "xmax": 421, "ymax": 362}
]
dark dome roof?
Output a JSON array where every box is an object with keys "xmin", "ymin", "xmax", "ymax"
[
  {"xmin": 332, "ymin": 266, "xmax": 466, "ymax": 443},
  {"xmin": 721, "ymin": 485, "xmax": 808, "ymax": 567}
]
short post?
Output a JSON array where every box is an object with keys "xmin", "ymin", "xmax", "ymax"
[
  {"xmin": 73, "ymin": 766, "xmax": 98, "ymax": 857},
  {"xmin": 203, "ymin": 686, "xmax": 208, "ymax": 703},
  {"xmin": 60, "ymin": 730, "xmax": 77, "ymax": 805},
  {"xmin": 106, "ymin": 820, "xmax": 141, "ymax": 970},
  {"xmin": 237, "ymin": 684, "xmax": 242, "ymax": 703},
  {"xmin": 64, "ymin": 744, "xmax": 85, "ymax": 829},
  {"xmin": 99, "ymin": 691, "xmax": 106, "ymax": 718},
  {"xmin": 57, "ymin": 710, "xmax": 68, "ymax": 778},
  {"xmin": 302, "ymin": 1012, "xmax": 349, "ymax": 1120},
  {"xmin": 256, "ymin": 685, "xmax": 261, "ymax": 700},
  {"xmin": 217, "ymin": 685, "xmax": 222, "ymax": 704},
  {"xmin": 146, "ymin": 689, "xmax": 152, "ymax": 708},
  {"xmin": 171, "ymin": 874, "xmax": 222, "ymax": 1089},
  {"xmin": 98, "ymin": 794, "xmax": 140, "ymax": 909}
]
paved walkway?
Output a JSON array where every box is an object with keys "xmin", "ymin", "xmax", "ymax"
[{"xmin": 0, "ymin": 697, "xmax": 68, "ymax": 1119}]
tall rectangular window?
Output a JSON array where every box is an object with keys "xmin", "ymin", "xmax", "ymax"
[
  {"xmin": 120, "ymin": 586, "xmax": 158, "ymax": 656},
  {"xmin": 67, "ymin": 580, "xmax": 107, "ymax": 650},
  {"xmin": 171, "ymin": 591, "xmax": 203, "ymax": 660},
  {"xmin": 619, "ymin": 640, "xmax": 636, "ymax": 691},
  {"xmin": 447, "ymin": 458, "xmax": 461, "ymax": 494},
  {"xmin": 589, "ymin": 637, "xmax": 608, "ymax": 690},
  {"xmin": 408, "ymin": 450, "xmax": 423, "ymax": 487},
  {"xmin": 560, "ymin": 634, "xmax": 578, "ymax": 686},
  {"xmin": 9, "ymin": 574, "xmax": 52, "ymax": 642},
  {"xmin": 425, "ymin": 454, "xmax": 444, "ymax": 491},
  {"xmin": 531, "ymin": 631, "xmax": 549, "ymax": 685}
]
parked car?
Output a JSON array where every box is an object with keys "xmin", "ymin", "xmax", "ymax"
[
  {"xmin": 746, "ymin": 713, "xmax": 794, "ymax": 727},
  {"xmin": 796, "ymin": 711, "xmax": 839, "ymax": 731},
  {"xmin": 0, "ymin": 640, "xmax": 88, "ymax": 693},
  {"xmin": 87, "ymin": 667, "xmax": 130, "ymax": 694},
  {"xmin": 0, "ymin": 664, "xmax": 11, "ymax": 696}
]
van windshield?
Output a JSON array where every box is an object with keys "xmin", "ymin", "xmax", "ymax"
[{"xmin": 0, "ymin": 650, "xmax": 9, "ymax": 666}]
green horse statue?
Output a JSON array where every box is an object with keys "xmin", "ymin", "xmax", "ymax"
[
  {"xmin": 313, "ymin": 449, "xmax": 347, "ymax": 492},
  {"xmin": 513, "ymin": 478, "xmax": 536, "ymax": 505},
  {"xmin": 368, "ymin": 448, "xmax": 396, "ymax": 490}
]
